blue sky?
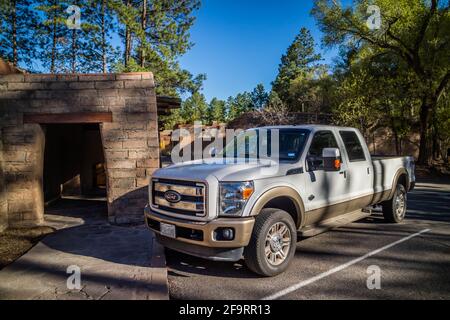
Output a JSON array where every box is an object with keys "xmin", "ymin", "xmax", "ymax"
[{"xmin": 179, "ymin": 0, "xmax": 339, "ymax": 102}]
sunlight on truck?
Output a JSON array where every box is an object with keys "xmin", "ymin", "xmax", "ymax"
[{"xmin": 145, "ymin": 125, "xmax": 415, "ymax": 276}]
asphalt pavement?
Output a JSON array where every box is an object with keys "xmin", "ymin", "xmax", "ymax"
[{"xmin": 166, "ymin": 182, "xmax": 450, "ymax": 300}]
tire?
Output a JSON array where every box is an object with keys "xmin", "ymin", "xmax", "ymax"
[
  {"xmin": 382, "ymin": 183, "xmax": 407, "ymax": 223},
  {"xmin": 244, "ymin": 208, "xmax": 296, "ymax": 277}
]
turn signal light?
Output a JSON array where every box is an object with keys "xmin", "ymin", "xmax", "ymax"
[
  {"xmin": 242, "ymin": 187, "xmax": 254, "ymax": 200},
  {"xmin": 334, "ymin": 159, "xmax": 341, "ymax": 170}
]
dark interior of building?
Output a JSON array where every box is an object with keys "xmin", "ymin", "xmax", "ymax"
[{"xmin": 43, "ymin": 123, "xmax": 107, "ymax": 205}]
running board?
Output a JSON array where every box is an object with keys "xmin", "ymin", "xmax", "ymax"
[{"xmin": 298, "ymin": 208, "xmax": 372, "ymax": 238}]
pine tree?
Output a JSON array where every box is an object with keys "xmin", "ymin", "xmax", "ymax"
[
  {"xmin": 112, "ymin": 0, "xmax": 204, "ymax": 96},
  {"xmin": 83, "ymin": 0, "xmax": 118, "ymax": 73},
  {"xmin": 35, "ymin": 0, "xmax": 67, "ymax": 73},
  {"xmin": 181, "ymin": 92, "xmax": 209, "ymax": 124},
  {"xmin": 0, "ymin": 0, "xmax": 39, "ymax": 69},
  {"xmin": 272, "ymin": 27, "xmax": 322, "ymax": 109},
  {"xmin": 227, "ymin": 92, "xmax": 254, "ymax": 121},
  {"xmin": 208, "ymin": 98, "xmax": 226, "ymax": 124},
  {"xmin": 251, "ymin": 84, "xmax": 269, "ymax": 109}
]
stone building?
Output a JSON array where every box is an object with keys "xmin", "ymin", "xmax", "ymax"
[{"xmin": 0, "ymin": 71, "xmax": 178, "ymax": 231}]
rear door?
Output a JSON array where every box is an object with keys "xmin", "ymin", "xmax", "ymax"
[{"xmin": 338, "ymin": 130, "xmax": 374, "ymax": 209}]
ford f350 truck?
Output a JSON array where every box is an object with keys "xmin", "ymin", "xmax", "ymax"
[{"xmin": 145, "ymin": 125, "xmax": 415, "ymax": 276}]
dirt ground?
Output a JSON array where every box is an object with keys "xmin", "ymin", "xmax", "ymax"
[{"xmin": 0, "ymin": 227, "xmax": 55, "ymax": 269}]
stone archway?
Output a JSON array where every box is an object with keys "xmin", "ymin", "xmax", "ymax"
[{"xmin": 0, "ymin": 73, "xmax": 160, "ymax": 228}]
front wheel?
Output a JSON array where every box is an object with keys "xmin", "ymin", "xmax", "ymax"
[
  {"xmin": 244, "ymin": 208, "xmax": 296, "ymax": 277},
  {"xmin": 382, "ymin": 184, "xmax": 407, "ymax": 223}
]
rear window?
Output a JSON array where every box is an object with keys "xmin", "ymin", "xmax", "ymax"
[{"xmin": 339, "ymin": 131, "xmax": 366, "ymax": 162}]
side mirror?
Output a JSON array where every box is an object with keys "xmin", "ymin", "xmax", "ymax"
[{"xmin": 322, "ymin": 148, "xmax": 341, "ymax": 171}]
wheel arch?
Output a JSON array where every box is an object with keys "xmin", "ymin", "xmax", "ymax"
[
  {"xmin": 248, "ymin": 186, "xmax": 305, "ymax": 229},
  {"xmin": 388, "ymin": 168, "xmax": 410, "ymax": 200}
]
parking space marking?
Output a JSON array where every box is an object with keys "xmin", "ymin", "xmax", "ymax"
[{"xmin": 262, "ymin": 228, "xmax": 431, "ymax": 300}]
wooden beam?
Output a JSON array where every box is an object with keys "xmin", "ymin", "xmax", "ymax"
[{"xmin": 23, "ymin": 112, "xmax": 113, "ymax": 124}]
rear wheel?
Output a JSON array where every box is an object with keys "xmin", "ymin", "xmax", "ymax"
[
  {"xmin": 382, "ymin": 183, "xmax": 407, "ymax": 223},
  {"xmin": 244, "ymin": 208, "xmax": 296, "ymax": 277}
]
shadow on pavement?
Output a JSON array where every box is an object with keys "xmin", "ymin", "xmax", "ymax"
[{"xmin": 41, "ymin": 198, "xmax": 153, "ymax": 268}]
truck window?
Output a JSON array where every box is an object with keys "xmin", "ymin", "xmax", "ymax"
[
  {"xmin": 222, "ymin": 129, "xmax": 309, "ymax": 161},
  {"xmin": 307, "ymin": 131, "xmax": 339, "ymax": 171},
  {"xmin": 339, "ymin": 131, "xmax": 366, "ymax": 162}
]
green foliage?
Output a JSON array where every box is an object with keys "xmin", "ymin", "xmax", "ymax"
[
  {"xmin": 112, "ymin": 0, "xmax": 205, "ymax": 96},
  {"xmin": 0, "ymin": 0, "xmax": 39, "ymax": 69},
  {"xmin": 162, "ymin": 92, "xmax": 209, "ymax": 129},
  {"xmin": 34, "ymin": 0, "xmax": 68, "ymax": 73},
  {"xmin": 83, "ymin": 0, "xmax": 119, "ymax": 73},
  {"xmin": 208, "ymin": 98, "xmax": 227, "ymax": 124},
  {"xmin": 312, "ymin": 0, "xmax": 450, "ymax": 163},
  {"xmin": 272, "ymin": 27, "xmax": 323, "ymax": 110},
  {"xmin": 227, "ymin": 92, "xmax": 255, "ymax": 122},
  {"xmin": 250, "ymin": 84, "xmax": 269, "ymax": 110}
]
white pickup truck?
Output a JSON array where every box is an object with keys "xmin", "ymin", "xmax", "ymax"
[{"xmin": 145, "ymin": 125, "xmax": 415, "ymax": 276}]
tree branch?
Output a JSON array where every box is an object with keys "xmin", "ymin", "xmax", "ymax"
[
  {"xmin": 436, "ymin": 70, "xmax": 450, "ymax": 102},
  {"xmin": 414, "ymin": 0, "xmax": 437, "ymax": 53}
]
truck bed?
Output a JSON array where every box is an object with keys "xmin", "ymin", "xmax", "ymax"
[{"xmin": 371, "ymin": 155, "xmax": 415, "ymax": 195}]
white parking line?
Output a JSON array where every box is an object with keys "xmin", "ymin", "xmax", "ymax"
[{"xmin": 262, "ymin": 228, "xmax": 431, "ymax": 300}]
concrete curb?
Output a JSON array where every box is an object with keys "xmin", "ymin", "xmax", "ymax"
[{"xmin": 150, "ymin": 232, "xmax": 170, "ymax": 300}]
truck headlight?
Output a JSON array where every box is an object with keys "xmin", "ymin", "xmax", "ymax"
[{"xmin": 219, "ymin": 181, "xmax": 254, "ymax": 216}]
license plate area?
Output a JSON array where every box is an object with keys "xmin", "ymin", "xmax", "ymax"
[{"xmin": 160, "ymin": 222, "xmax": 176, "ymax": 239}]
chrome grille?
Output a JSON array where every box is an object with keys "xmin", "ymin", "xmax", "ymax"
[{"xmin": 152, "ymin": 179, "xmax": 206, "ymax": 217}]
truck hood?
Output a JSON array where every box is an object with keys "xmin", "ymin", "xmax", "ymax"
[{"xmin": 152, "ymin": 158, "xmax": 289, "ymax": 182}]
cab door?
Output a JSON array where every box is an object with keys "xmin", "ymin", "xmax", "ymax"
[{"xmin": 304, "ymin": 130, "xmax": 349, "ymax": 223}]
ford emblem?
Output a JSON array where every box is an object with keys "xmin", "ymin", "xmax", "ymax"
[{"xmin": 164, "ymin": 190, "xmax": 182, "ymax": 203}]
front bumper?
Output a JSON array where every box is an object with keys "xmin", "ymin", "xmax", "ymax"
[{"xmin": 144, "ymin": 205, "xmax": 255, "ymax": 261}]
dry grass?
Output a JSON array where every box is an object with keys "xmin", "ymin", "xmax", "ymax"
[{"xmin": 0, "ymin": 226, "xmax": 55, "ymax": 269}]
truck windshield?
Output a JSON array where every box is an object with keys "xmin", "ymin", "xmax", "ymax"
[{"xmin": 220, "ymin": 129, "xmax": 310, "ymax": 161}]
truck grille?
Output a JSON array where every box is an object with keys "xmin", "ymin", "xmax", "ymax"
[{"xmin": 152, "ymin": 179, "xmax": 207, "ymax": 217}]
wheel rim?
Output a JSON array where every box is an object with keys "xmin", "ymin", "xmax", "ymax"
[
  {"xmin": 264, "ymin": 222, "xmax": 291, "ymax": 266},
  {"xmin": 394, "ymin": 188, "xmax": 406, "ymax": 219}
]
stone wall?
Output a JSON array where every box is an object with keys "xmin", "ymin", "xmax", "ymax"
[
  {"xmin": 0, "ymin": 73, "xmax": 160, "ymax": 229},
  {"xmin": 0, "ymin": 131, "xmax": 7, "ymax": 232}
]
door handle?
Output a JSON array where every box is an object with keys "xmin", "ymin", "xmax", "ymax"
[{"xmin": 340, "ymin": 170, "xmax": 347, "ymax": 178}]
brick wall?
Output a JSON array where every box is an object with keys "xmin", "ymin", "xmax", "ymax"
[{"xmin": 0, "ymin": 73, "xmax": 160, "ymax": 228}]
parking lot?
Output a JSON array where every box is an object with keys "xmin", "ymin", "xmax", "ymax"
[{"xmin": 166, "ymin": 182, "xmax": 450, "ymax": 300}]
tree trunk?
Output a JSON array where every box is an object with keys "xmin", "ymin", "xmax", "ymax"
[
  {"xmin": 124, "ymin": 0, "xmax": 132, "ymax": 68},
  {"xmin": 417, "ymin": 98, "xmax": 434, "ymax": 165},
  {"xmin": 101, "ymin": 0, "xmax": 107, "ymax": 73},
  {"xmin": 50, "ymin": 2, "xmax": 57, "ymax": 74},
  {"xmin": 71, "ymin": 28, "xmax": 77, "ymax": 73},
  {"xmin": 432, "ymin": 123, "xmax": 440, "ymax": 160},
  {"xmin": 140, "ymin": 0, "xmax": 147, "ymax": 67},
  {"xmin": 390, "ymin": 116, "xmax": 400, "ymax": 156},
  {"xmin": 11, "ymin": 0, "xmax": 17, "ymax": 66}
]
